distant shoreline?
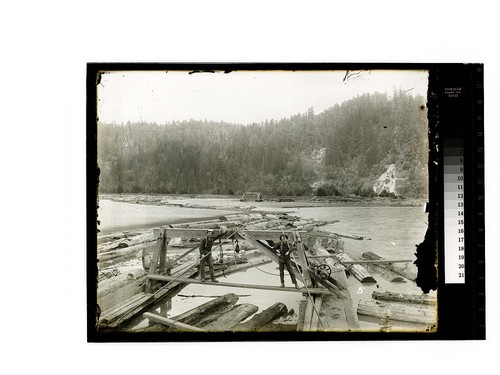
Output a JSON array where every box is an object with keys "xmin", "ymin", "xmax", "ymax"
[{"xmin": 98, "ymin": 193, "xmax": 426, "ymax": 208}]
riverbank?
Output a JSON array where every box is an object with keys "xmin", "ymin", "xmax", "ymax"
[{"xmin": 98, "ymin": 193, "xmax": 426, "ymax": 208}]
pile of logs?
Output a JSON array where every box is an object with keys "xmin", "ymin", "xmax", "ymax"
[{"xmin": 142, "ymin": 293, "xmax": 290, "ymax": 332}]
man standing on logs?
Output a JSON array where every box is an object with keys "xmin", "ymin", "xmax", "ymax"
[
  {"xmin": 273, "ymin": 234, "xmax": 299, "ymax": 289},
  {"xmin": 199, "ymin": 229, "xmax": 224, "ymax": 282}
]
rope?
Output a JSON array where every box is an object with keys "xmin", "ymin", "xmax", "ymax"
[{"xmin": 244, "ymin": 256, "xmax": 281, "ymax": 277}]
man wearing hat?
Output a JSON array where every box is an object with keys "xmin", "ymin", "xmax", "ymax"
[
  {"xmin": 273, "ymin": 234, "xmax": 299, "ymax": 288},
  {"xmin": 199, "ymin": 228, "xmax": 224, "ymax": 282}
]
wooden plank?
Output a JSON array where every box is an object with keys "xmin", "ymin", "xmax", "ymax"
[
  {"xmin": 97, "ymin": 278, "xmax": 146, "ymax": 312},
  {"xmin": 301, "ymin": 297, "xmax": 315, "ymax": 332},
  {"xmin": 101, "ymin": 293, "xmax": 155, "ymax": 326},
  {"xmin": 146, "ymin": 275, "xmax": 331, "ymax": 294},
  {"xmin": 107, "ymin": 294, "xmax": 155, "ymax": 328},
  {"xmin": 309, "ymin": 296, "xmax": 323, "ymax": 332},
  {"xmin": 296, "ymin": 299, "xmax": 307, "ymax": 332},
  {"xmin": 144, "ymin": 312, "xmax": 204, "ymax": 332},
  {"xmin": 100, "ymin": 293, "xmax": 146, "ymax": 322}
]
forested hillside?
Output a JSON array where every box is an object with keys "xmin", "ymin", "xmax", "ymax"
[{"xmin": 97, "ymin": 90, "xmax": 428, "ymax": 198}]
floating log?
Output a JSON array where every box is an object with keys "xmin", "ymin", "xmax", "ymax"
[
  {"xmin": 201, "ymin": 303, "xmax": 259, "ymax": 331},
  {"xmin": 365, "ymin": 263, "xmax": 406, "ymax": 283},
  {"xmin": 144, "ymin": 312, "xmax": 204, "ymax": 332},
  {"xmin": 233, "ymin": 302, "xmax": 288, "ymax": 331},
  {"xmin": 357, "ymin": 300, "xmax": 436, "ymax": 325},
  {"xmin": 372, "ymin": 291, "xmax": 436, "ymax": 305},
  {"xmin": 335, "ymin": 252, "xmax": 377, "ymax": 284},
  {"xmin": 362, "ymin": 251, "xmax": 417, "ymax": 281},
  {"xmin": 172, "ymin": 293, "xmax": 239, "ymax": 326}
]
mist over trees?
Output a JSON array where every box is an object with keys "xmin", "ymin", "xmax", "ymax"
[{"xmin": 97, "ymin": 90, "xmax": 428, "ymax": 198}]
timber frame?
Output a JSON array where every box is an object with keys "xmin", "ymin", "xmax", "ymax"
[{"xmin": 145, "ymin": 228, "xmax": 348, "ymax": 297}]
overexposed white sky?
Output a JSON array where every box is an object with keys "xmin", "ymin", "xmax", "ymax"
[{"xmin": 97, "ymin": 69, "xmax": 428, "ymax": 125}]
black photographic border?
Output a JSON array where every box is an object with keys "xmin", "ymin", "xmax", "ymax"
[{"xmin": 87, "ymin": 63, "xmax": 485, "ymax": 342}]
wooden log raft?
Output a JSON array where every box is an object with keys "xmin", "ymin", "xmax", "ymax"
[
  {"xmin": 233, "ymin": 302, "xmax": 288, "ymax": 332},
  {"xmin": 335, "ymin": 252, "xmax": 377, "ymax": 284},
  {"xmin": 357, "ymin": 300, "xmax": 436, "ymax": 325},
  {"xmin": 372, "ymin": 291, "xmax": 436, "ymax": 305},
  {"xmin": 362, "ymin": 251, "xmax": 417, "ymax": 281}
]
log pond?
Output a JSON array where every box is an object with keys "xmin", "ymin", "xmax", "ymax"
[{"xmin": 97, "ymin": 196, "xmax": 435, "ymax": 332}]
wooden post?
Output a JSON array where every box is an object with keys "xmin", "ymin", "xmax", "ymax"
[
  {"xmin": 145, "ymin": 228, "xmax": 164, "ymax": 293},
  {"xmin": 158, "ymin": 229, "xmax": 169, "ymax": 275},
  {"xmin": 293, "ymin": 231, "xmax": 313, "ymax": 288}
]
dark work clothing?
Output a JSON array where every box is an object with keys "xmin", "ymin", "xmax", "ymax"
[
  {"xmin": 273, "ymin": 241, "xmax": 297, "ymax": 285},
  {"xmin": 199, "ymin": 233, "xmax": 223, "ymax": 281}
]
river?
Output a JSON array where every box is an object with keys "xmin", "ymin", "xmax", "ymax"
[{"xmin": 98, "ymin": 197, "xmax": 432, "ymax": 332}]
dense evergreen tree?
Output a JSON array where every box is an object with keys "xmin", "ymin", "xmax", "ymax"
[{"xmin": 97, "ymin": 91, "xmax": 428, "ymax": 198}]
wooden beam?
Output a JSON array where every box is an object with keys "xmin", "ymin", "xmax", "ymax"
[
  {"xmin": 338, "ymin": 259, "xmax": 413, "ymax": 265},
  {"xmin": 293, "ymin": 231, "xmax": 313, "ymax": 287},
  {"xmin": 239, "ymin": 229, "xmax": 308, "ymax": 242},
  {"xmin": 146, "ymin": 275, "xmax": 331, "ymax": 295},
  {"xmin": 144, "ymin": 312, "xmax": 204, "ymax": 332},
  {"xmin": 163, "ymin": 228, "xmax": 233, "ymax": 239}
]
